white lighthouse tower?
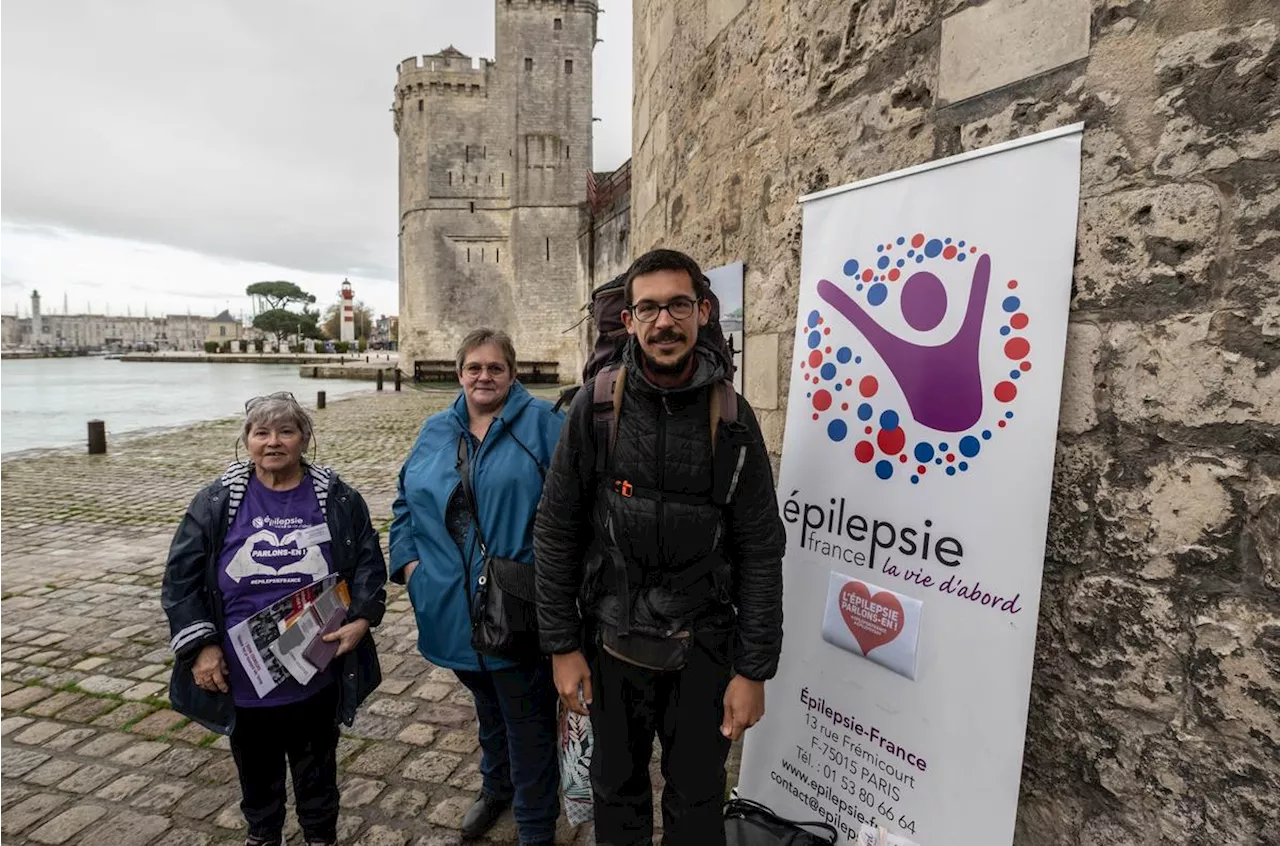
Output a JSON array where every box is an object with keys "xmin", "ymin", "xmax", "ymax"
[{"xmin": 339, "ymin": 279, "xmax": 356, "ymax": 344}]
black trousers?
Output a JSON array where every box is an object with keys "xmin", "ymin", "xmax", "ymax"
[
  {"xmin": 586, "ymin": 627, "xmax": 733, "ymax": 846},
  {"xmin": 229, "ymin": 683, "xmax": 340, "ymax": 841}
]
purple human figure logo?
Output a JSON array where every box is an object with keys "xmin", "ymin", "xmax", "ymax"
[{"xmin": 816, "ymin": 254, "xmax": 991, "ymax": 433}]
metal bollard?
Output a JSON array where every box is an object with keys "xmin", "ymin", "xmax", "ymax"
[
  {"xmin": 394, "ymin": 368, "xmax": 402, "ymax": 392},
  {"xmin": 376, "ymin": 369, "xmax": 384, "ymax": 391},
  {"xmin": 87, "ymin": 420, "xmax": 107, "ymax": 455},
  {"xmin": 317, "ymin": 391, "xmax": 326, "ymax": 409}
]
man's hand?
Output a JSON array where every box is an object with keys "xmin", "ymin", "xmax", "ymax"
[
  {"xmin": 193, "ymin": 644, "xmax": 229, "ymax": 693},
  {"xmin": 552, "ymin": 651, "xmax": 593, "ymax": 716},
  {"xmin": 323, "ymin": 618, "xmax": 371, "ymax": 657},
  {"xmin": 721, "ymin": 676, "xmax": 765, "ymax": 740}
]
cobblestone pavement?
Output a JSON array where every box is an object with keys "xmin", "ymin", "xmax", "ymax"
[{"xmin": 1, "ymin": 388, "xmax": 740, "ymax": 845}]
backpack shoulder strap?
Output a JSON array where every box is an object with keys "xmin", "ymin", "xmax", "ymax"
[
  {"xmin": 708, "ymin": 379, "xmax": 739, "ymax": 455},
  {"xmin": 592, "ymin": 365, "xmax": 626, "ymax": 474}
]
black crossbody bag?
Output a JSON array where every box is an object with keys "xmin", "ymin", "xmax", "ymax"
[
  {"xmin": 724, "ymin": 798, "xmax": 839, "ymax": 846},
  {"xmin": 457, "ymin": 434, "xmax": 542, "ymax": 662}
]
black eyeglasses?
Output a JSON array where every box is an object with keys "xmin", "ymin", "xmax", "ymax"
[
  {"xmin": 244, "ymin": 391, "xmax": 296, "ymax": 412},
  {"xmin": 629, "ymin": 297, "xmax": 700, "ymax": 323}
]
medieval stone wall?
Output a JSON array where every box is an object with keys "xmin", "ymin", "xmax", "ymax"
[{"xmin": 630, "ymin": 0, "xmax": 1279, "ymax": 841}]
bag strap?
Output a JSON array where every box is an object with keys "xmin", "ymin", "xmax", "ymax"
[
  {"xmin": 724, "ymin": 798, "xmax": 838, "ymax": 845},
  {"xmin": 709, "ymin": 378, "xmax": 738, "ymax": 456},
  {"xmin": 456, "ymin": 434, "xmax": 489, "ymax": 559},
  {"xmin": 592, "ymin": 365, "xmax": 625, "ymax": 474}
]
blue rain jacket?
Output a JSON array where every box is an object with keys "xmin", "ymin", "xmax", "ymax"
[{"xmin": 390, "ymin": 382, "xmax": 564, "ymax": 671}]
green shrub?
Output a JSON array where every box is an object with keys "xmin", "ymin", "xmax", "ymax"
[{"xmin": 204, "ymin": 341, "xmax": 220, "ymax": 354}]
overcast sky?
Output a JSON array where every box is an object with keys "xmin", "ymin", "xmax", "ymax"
[{"xmin": 1, "ymin": 0, "xmax": 633, "ymax": 321}]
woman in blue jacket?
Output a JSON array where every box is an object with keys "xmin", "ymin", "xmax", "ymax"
[{"xmin": 391, "ymin": 328, "xmax": 564, "ymax": 846}]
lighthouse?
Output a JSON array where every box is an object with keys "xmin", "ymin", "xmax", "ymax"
[{"xmin": 339, "ymin": 279, "xmax": 356, "ymax": 344}]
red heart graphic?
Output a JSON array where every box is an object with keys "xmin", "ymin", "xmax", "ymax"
[{"xmin": 838, "ymin": 581, "xmax": 905, "ymax": 654}]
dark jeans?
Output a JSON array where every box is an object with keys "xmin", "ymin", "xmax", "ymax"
[
  {"xmin": 586, "ymin": 627, "xmax": 734, "ymax": 846},
  {"xmin": 455, "ymin": 660, "xmax": 561, "ymax": 846},
  {"xmin": 229, "ymin": 682, "xmax": 340, "ymax": 842}
]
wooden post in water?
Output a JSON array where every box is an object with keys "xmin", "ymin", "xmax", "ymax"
[
  {"xmin": 376, "ymin": 369, "xmax": 384, "ymax": 391},
  {"xmin": 317, "ymin": 391, "xmax": 326, "ymax": 409},
  {"xmin": 87, "ymin": 420, "xmax": 107, "ymax": 455},
  {"xmin": 394, "ymin": 368, "xmax": 402, "ymax": 392}
]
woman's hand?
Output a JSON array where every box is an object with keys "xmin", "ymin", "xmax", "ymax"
[
  {"xmin": 192, "ymin": 644, "xmax": 229, "ymax": 693},
  {"xmin": 323, "ymin": 618, "xmax": 371, "ymax": 657}
]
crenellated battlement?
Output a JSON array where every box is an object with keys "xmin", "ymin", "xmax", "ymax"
[
  {"xmin": 498, "ymin": 0, "xmax": 599, "ymax": 11},
  {"xmin": 396, "ymin": 47, "xmax": 492, "ymax": 98}
]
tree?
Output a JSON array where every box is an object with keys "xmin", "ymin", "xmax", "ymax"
[
  {"xmin": 322, "ymin": 301, "xmax": 374, "ymax": 340},
  {"xmin": 246, "ymin": 281, "xmax": 317, "ymax": 314},
  {"xmin": 253, "ymin": 308, "xmax": 321, "ymax": 345}
]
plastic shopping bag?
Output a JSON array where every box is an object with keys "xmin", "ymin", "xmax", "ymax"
[{"xmin": 559, "ymin": 705, "xmax": 594, "ymax": 826}]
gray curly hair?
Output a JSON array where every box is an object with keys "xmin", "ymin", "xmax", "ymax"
[{"xmin": 242, "ymin": 393, "xmax": 314, "ymax": 452}]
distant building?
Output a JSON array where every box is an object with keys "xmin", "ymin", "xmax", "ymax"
[
  {"xmin": 371, "ymin": 315, "xmax": 399, "ymax": 350},
  {"xmin": 206, "ymin": 310, "xmax": 243, "ymax": 345},
  {"xmin": 1, "ymin": 305, "xmax": 216, "ymax": 351}
]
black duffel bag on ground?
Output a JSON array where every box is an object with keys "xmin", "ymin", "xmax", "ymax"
[{"xmin": 724, "ymin": 798, "xmax": 839, "ymax": 846}]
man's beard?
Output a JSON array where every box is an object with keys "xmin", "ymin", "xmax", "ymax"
[{"xmin": 641, "ymin": 330, "xmax": 694, "ymax": 375}]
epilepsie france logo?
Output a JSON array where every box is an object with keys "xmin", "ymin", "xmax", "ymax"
[{"xmin": 799, "ymin": 232, "xmax": 1033, "ymax": 484}]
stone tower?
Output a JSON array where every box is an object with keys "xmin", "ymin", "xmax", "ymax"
[
  {"xmin": 393, "ymin": 1, "xmax": 597, "ymax": 377},
  {"xmin": 30, "ymin": 290, "xmax": 42, "ymax": 347}
]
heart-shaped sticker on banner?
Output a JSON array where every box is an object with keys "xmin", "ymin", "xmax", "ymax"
[{"xmin": 839, "ymin": 581, "xmax": 905, "ymax": 655}]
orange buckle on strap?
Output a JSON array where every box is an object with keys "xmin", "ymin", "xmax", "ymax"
[{"xmin": 614, "ymin": 479, "xmax": 634, "ymax": 498}]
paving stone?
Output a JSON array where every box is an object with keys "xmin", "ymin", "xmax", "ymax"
[
  {"xmin": 427, "ymin": 794, "xmax": 472, "ymax": 828},
  {"xmin": 132, "ymin": 780, "xmax": 193, "ymax": 811},
  {"xmin": 114, "ymin": 740, "xmax": 172, "ymax": 766},
  {"xmin": 77, "ymin": 674, "xmax": 136, "ymax": 695},
  {"xmin": 1, "ymin": 715, "xmax": 35, "ymax": 736},
  {"xmin": 1, "ymin": 793, "xmax": 67, "ymax": 835},
  {"xmin": 436, "ymin": 729, "xmax": 480, "ymax": 755},
  {"xmin": 13, "ymin": 720, "xmax": 67, "ymax": 746},
  {"xmin": 26, "ymin": 691, "xmax": 86, "ymax": 718},
  {"xmin": 128, "ymin": 663, "xmax": 168, "ymax": 680},
  {"xmin": 368, "ymin": 696, "xmax": 421, "ymax": 718},
  {"xmin": 379, "ymin": 678, "xmax": 414, "ymax": 695},
  {"xmin": 56, "ymin": 694, "xmax": 120, "ymax": 722},
  {"xmin": 418, "ymin": 702, "xmax": 476, "ymax": 726},
  {"xmin": 111, "ymin": 624, "xmax": 151, "ymax": 640},
  {"xmin": 339, "ymin": 776, "xmax": 388, "ymax": 808},
  {"xmin": 24, "ymin": 758, "xmax": 83, "ymax": 787},
  {"xmin": 174, "ymin": 786, "xmax": 236, "ymax": 821},
  {"xmin": 343, "ymin": 712, "xmax": 406, "ymax": 740},
  {"xmin": 347, "ymin": 742, "xmax": 412, "ymax": 776},
  {"xmin": 2, "ymin": 782, "xmax": 33, "ymax": 809},
  {"xmin": 0, "ymin": 747, "xmax": 48, "ymax": 773},
  {"xmin": 92, "ymin": 701, "xmax": 154, "ymax": 729},
  {"xmin": 77, "ymin": 731, "xmax": 135, "ymax": 757},
  {"xmin": 0, "ymin": 685, "xmax": 54, "ymax": 711},
  {"xmin": 80, "ymin": 809, "xmax": 171, "ymax": 846},
  {"xmin": 27, "ymin": 803, "xmax": 108, "ymax": 844},
  {"xmin": 411, "ymin": 682, "xmax": 454, "ymax": 702},
  {"xmin": 43, "ymin": 727, "xmax": 96, "ymax": 752},
  {"xmin": 447, "ymin": 761, "xmax": 484, "ymax": 792},
  {"xmin": 72, "ymin": 657, "xmax": 112, "ymax": 672},
  {"xmin": 168, "ymin": 721, "xmax": 217, "ymax": 746},
  {"xmin": 402, "ymin": 751, "xmax": 463, "ymax": 784},
  {"xmin": 378, "ymin": 786, "xmax": 431, "ymax": 819},
  {"xmin": 60, "ymin": 763, "xmax": 120, "ymax": 795},
  {"xmin": 153, "ymin": 829, "xmax": 212, "ymax": 846},
  {"xmin": 96, "ymin": 772, "xmax": 155, "ymax": 802},
  {"xmin": 212, "ymin": 802, "xmax": 243, "ymax": 829},
  {"xmin": 356, "ymin": 824, "xmax": 412, "ymax": 846},
  {"xmin": 124, "ymin": 681, "xmax": 168, "ymax": 700},
  {"xmin": 151, "ymin": 746, "xmax": 213, "ymax": 777},
  {"xmin": 129, "ymin": 709, "xmax": 187, "ymax": 737},
  {"xmin": 193, "ymin": 755, "xmax": 238, "ymax": 785},
  {"xmin": 396, "ymin": 722, "xmax": 439, "ymax": 747}
]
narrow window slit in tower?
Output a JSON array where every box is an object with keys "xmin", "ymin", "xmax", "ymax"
[
  {"xmin": 525, "ymin": 57, "xmax": 533, "ymax": 72},
  {"xmin": 467, "ymin": 248, "xmax": 471, "ymax": 263},
  {"xmin": 418, "ymin": 100, "xmax": 423, "ymax": 112},
  {"xmin": 496, "ymin": 248, "xmax": 500, "ymax": 263},
  {"xmin": 449, "ymin": 172, "xmax": 453, "ymax": 185},
  {"xmin": 470, "ymin": 201, "xmax": 476, "ymax": 213},
  {"xmin": 565, "ymin": 59, "xmax": 573, "ymax": 74},
  {"xmin": 545, "ymin": 237, "xmax": 550, "ymax": 261},
  {"xmin": 554, "ymin": 18, "xmax": 562, "ymax": 31}
]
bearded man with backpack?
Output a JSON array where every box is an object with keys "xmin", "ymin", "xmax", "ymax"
[{"xmin": 534, "ymin": 248, "xmax": 786, "ymax": 845}]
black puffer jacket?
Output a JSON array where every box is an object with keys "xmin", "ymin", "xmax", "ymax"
[{"xmin": 534, "ymin": 340, "xmax": 785, "ymax": 681}]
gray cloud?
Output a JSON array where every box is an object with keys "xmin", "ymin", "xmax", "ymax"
[{"xmin": 1, "ymin": 0, "xmax": 632, "ymax": 284}]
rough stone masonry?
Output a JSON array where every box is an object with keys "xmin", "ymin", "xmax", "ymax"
[{"xmin": 629, "ymin": 0, "xmax": 1279, "ymax": 842}]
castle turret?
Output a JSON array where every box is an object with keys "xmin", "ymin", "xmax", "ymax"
[{"xmin": 394, "ymin": 2, "xmax": 598, "ymax": 377}]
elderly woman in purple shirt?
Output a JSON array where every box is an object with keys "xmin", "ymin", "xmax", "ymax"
[{"xmin": 162, "ymin": 393, "xmax": 387, "ymax": 846}]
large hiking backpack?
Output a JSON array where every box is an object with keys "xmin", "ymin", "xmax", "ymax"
[{"xmin": 557, "ymin": 272, "xmax": 743, "ymax": 502}]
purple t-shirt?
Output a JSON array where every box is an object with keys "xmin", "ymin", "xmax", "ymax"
[{"xmin": 218, "ymin": 475, "xmax": 335, "ymax": 707}]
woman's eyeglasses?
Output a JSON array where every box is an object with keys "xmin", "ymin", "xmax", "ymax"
[{"xmin": 461, "ymin": 363, "xmax": 509, "ymax": 378}]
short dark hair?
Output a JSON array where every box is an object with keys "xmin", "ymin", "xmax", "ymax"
[
  {"xmin": 624, "ymin": 248, "xmax": 709, "ymax": 305},
  {"xmin": 455, "ymin": 328, "xmax": 517, "ymax": 374}
]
